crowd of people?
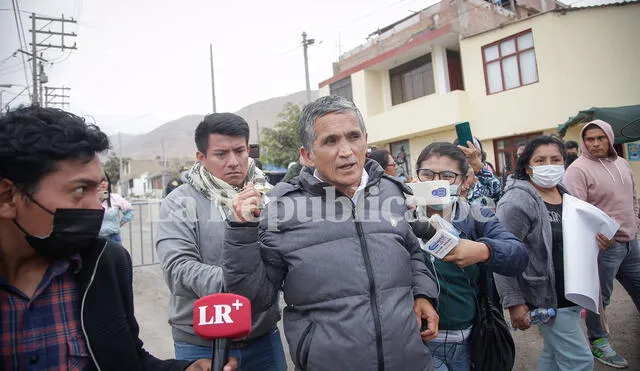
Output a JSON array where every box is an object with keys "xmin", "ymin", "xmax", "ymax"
[{"xmin": 0, "ymin": 96, "xmax": 637, "ymax": 371}]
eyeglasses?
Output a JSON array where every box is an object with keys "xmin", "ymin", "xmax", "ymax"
[
  {"xmin": 416, "ymin": 169, "xmax": 462, "ymax": 184},
  {"xmin": 386, "ymin": 162, "xmax": 397, "ymax": 168}
]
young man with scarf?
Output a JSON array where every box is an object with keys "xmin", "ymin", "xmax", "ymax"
[
  {"xmin": 0, "ymin": 106, "xmax": 235, "ymax": 370},
  {"xmin": 156, "ymin": 113, "xmax": 285, "ymax": 370}
]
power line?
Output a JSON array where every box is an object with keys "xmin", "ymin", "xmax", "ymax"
[
  {"xmin": 0, "ymin": 52, "xmax": 18, "ymax": 66},
  {"xmin": 335, "ymin": 0, "xmax": 502, "ymax": 58},
  {"xmin": 15, "ymin": 1, "xmax": 29, "ymax": 59},
  {"xmin": 0, "ymin": 61, "xmax": 23, "ymax": 72},
  {"xmin": 336, "ymin": 0, "xmax": 410, "ymax": 30},
  {"xmin": 3, "ymin": 86, "xmax": 29, "ymax": 108},
  {"xmin": 0, "ymin": 65, "xmax": 28, "ymax": 78},
  {"xmin": 0, "ymin": 7, "xmax": 30, "ymax": 14},
  {"xmin": 11, "ymin": 0, "xmax": 31, "ymax": 98}
]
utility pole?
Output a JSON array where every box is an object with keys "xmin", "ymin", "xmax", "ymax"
[
  {"xmin": 301, "ymin": 32, "xmax": 315, "ymax": 103},
  {"xmin": 28, "ymin": 13, "xmax": 77, "ymax": 106},
  {"xmin": 31, "ymin": 14, "xmax": 38, "ymax": 105},
  {"xmin": 161, "ymin": 138, "xmax": 167, "ymax": 194},
  {"xmin": 210, "ymin": 44, "xmax": 216, "ymax": 113},
  {"xmin": 118, "ymin": 132, "xmax": 124, "ymax": 194}
]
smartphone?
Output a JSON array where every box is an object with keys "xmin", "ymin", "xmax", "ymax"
[{"xmin": 455, "ymin": 121, "xmax": 473, "ymax": 148}]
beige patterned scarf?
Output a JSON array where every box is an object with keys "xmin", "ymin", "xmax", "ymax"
[{"xmin": 185, "ymin": 158, "xmax": 272, "ymax": 206}]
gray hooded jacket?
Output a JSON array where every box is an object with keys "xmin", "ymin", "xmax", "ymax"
[
  {"xmin": 223, "ymin": 160, "xmax": 438, "ymax": 371},
  {"xmin": 156, "ymin": 183, "xmax": 280, "ymax": 346},
  {"xmin": 494, "ymin": 179, "xmax": 569, "ymax": 309}
]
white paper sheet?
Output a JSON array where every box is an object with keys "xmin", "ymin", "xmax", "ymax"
[{"xmin": 562, "ymin": 194, "xmax": 620, "ymax": 314}]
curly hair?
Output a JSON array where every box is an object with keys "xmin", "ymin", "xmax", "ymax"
[{"xmin": 0, "ymin": 106, "xmax": 110, "ymax": 193}]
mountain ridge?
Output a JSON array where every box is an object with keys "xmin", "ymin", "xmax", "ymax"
[{"xmin": 109, "ymin": 90, "xmax": 318, "ymax": 160}]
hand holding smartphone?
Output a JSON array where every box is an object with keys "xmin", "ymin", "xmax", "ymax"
[{"xmin": 455, "ymin": 122, "xmax": 473, "ymax": 148}]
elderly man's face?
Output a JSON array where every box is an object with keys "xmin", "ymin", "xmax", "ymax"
[{"xmin": 301, "ymin": 112, "xmax": 368, "ymax": 197}]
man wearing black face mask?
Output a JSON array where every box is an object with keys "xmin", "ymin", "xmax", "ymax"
[{"xmin": 0, "ymin": 106, "xmax": 237, "ymax": 371}]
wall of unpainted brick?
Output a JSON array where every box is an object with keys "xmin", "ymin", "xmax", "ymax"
[{"xmin": 333, "ymin": 0, "xmax": 518, "ymax": 75}]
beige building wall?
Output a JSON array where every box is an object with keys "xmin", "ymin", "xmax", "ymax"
[
  {"xmin": 460, "ymin": 4, "xmax": 640, "ymax": 141},
  {"xmin": 319, "ymin": 4, "xmax": 640, "ymax": 189}
]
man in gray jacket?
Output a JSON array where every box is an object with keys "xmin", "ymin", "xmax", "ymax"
[
  {"xmin": 156, "ymin": 113, "xmax": 285, "ymax": 370},
  {"xmin": 223, "ymin": 96, "xmax": 440, "ymax": 371}
]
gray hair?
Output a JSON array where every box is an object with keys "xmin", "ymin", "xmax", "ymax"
[{"xmin": 299, "ymin": 95, "xmax": 366, "ymax": 151}]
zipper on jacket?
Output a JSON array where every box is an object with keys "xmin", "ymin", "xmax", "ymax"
[
  {"xmin": 81, "ymin": 241, "xmax": 108, "ymax": 371},
  {"xmin": 295, "ymin": 322, "xmax": 315, "ymax": 370},
  {"xmin": 353, "ymin": 207, "xmax": 385, "ymax": 371}
]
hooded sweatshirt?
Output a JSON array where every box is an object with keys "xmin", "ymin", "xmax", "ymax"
[{"xmin": 563, "ymin": 120, "xmax": 639, "ymax": 241}]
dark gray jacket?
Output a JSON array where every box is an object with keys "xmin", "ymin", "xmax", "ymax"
[
  {"xmin": 494, "ymin": 179, "xmax": 568, "ymax": 309},
  {"xmin": 223, "ymin": 161, "xmax": 438, "ymax": 371}
]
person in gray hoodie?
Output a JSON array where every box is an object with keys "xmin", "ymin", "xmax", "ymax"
[
  {"xmin": 155, "ymin": 113, "xmax": 285, "ymax": 370},
  {"xmin": 495, "ymin": 136, "xmax": 593, "ymax": 371},
  {"xmin": 223, "ymin": 95, "xmax": 440, "ymax": 371}
]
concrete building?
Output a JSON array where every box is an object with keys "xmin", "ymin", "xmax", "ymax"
[
  {"xmin": 119, "ymin": 158, "xmax": 193, "ymax": 198},
  {"xmin": 318, "ymin": 1, "xmax": 640, "ymax": 183}
]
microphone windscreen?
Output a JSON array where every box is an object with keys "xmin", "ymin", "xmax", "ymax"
[{"xmin": 193, "ymin": 293, "xmax": 252, "ymax": 340}]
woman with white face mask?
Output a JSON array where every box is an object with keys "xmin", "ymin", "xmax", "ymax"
[
  {"xmin": 411, "ymin": 142, "xmax": 527, "ymax": 371},
  {"xmin": 495, "ymin": 136, "xmax": 594, "ymax": 371}
]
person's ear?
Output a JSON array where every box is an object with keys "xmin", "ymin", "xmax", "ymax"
[
  {"xmin": 300, "ymin": 146, "xmax": 315, "ymax": 168},
  {"xmin": 196, "ymin": 151, "xmax": 206, "ymax": 163},
  {"xmin": 525, "ymin": 165, "xmax": 533, "ymax": 177},
  {"xmin": 0, "ymin": 179, "xmax": 18, "ymax": 219}
]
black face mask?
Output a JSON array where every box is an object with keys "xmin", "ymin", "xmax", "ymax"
[{"xmin": 13, "ymin": 195, "xmax": 105, "ymax": 261}]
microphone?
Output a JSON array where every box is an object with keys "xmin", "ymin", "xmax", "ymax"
[{"xmin": 193, "ymin": 293, "xmax": 252, "ymax": 371}]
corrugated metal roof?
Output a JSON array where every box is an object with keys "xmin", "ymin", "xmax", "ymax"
[{"xmin": 560, "ymin": 0, "xmax": 639, "ymax": 11}]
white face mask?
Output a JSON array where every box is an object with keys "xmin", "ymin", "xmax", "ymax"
[{"xmin": 529, "ymin": 165, "xmax": 565, "ymax": 188}]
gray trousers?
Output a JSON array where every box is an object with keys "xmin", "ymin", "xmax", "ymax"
[{"xmin": 586, "ymin": 238, "xmax": 640, "ymax": 340}]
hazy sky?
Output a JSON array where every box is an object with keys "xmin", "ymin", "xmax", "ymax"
[{"xmin": 0, "ymin": 0, "xmax": 606, "ymax": 134}]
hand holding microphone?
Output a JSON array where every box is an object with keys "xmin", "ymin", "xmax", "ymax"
[
  {"xmin": 193, "ymin": 293, "xmax": 252, "ymax": 371},
  {"xmin": 231, "ymin": 182, "xmax": 263, "ymax": 223}
]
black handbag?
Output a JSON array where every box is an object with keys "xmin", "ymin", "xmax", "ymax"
[{"xmin": 469, "ymin": 271, "xmax": 516, "ymax": 371}]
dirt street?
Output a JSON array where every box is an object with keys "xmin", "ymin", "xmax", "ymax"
[{"xmin": 133, "ymin": 265, "xmax": 639, "ymax": 370}]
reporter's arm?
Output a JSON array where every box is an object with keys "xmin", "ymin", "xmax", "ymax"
[{"xmin": 474, "ymin": 205, "xmax": 528, "ymax": 276}]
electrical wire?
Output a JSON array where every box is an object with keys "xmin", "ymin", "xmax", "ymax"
[
  {"xmin": 15, "ymin": 0, "xmax": 30, "ymax": 59},
  {"xmin": 335, "ymin": 0, "xmax": 412, "ymax": 30},
  {"xmin": 0, "ymin": 52, "xmax": 18, "ymax": 67},
  {"xmin": 11, "ymin": 0, "xmax": 31, "ymax": 99},
  {"xmin": 0, "ymin": 65, "xmax": 27, "ymax": 78},
  {"xmin": 3, "ymin": 86, "xmax": 29, "ymax": 108},
  {"xmin": 0, "ymin": 61, "xmax": 24, "ymax": 72},
  {"xmin": 321, "ymin": 0, "xmax": 504, "ymax": 64}
]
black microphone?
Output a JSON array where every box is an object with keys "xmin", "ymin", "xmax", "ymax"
[{"xmin": 409, "ymin": 209, "xmax": 437, "ymax": 241}]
